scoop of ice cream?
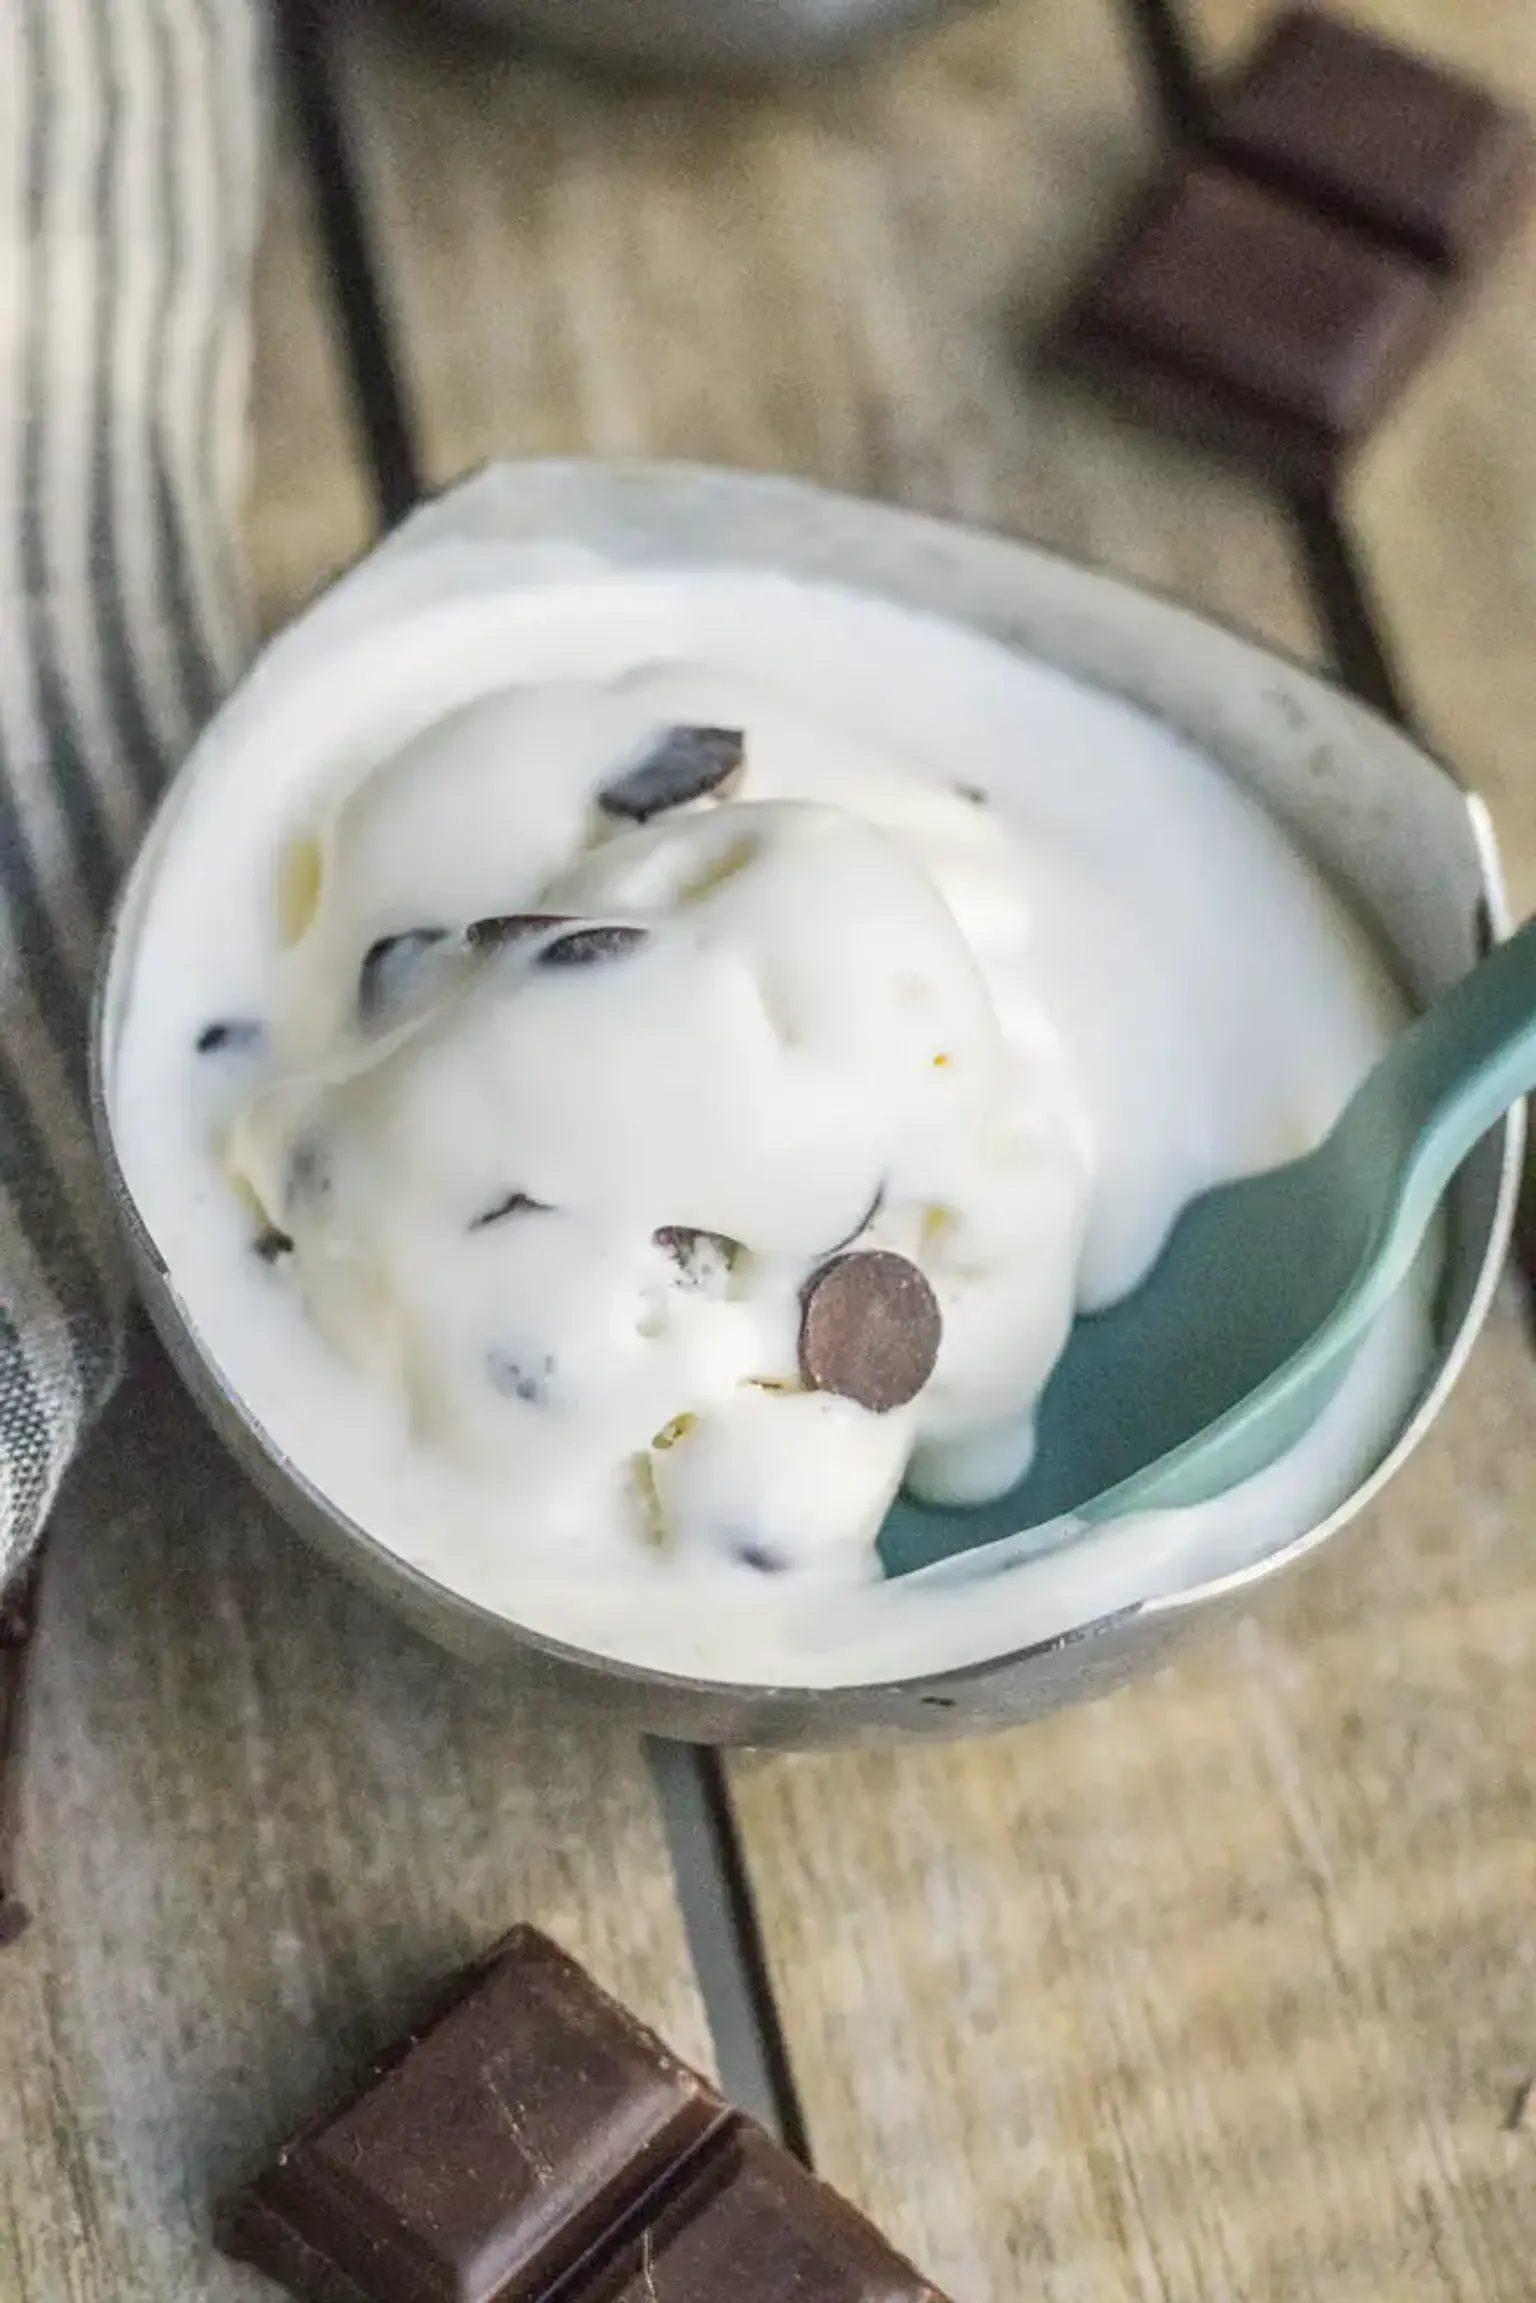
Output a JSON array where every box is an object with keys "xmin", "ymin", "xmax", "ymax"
[{"xmin": 224, "ymin": 674, "xmax": 1098, "ymax": 1579}]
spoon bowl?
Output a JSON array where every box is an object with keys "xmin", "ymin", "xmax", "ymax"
[{"xmin": 881, "ymin": 914, "xmax": 1536, "ymax": 1584}]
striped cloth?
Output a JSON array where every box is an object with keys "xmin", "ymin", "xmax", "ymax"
[{"xmin": 0, "ymin": 0, "xmax": 259, "ymax": 1591}]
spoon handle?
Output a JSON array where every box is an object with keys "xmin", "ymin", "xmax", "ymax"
[{"xmin": 1350, "ymin": 913, "xmax": 1536, "ymax": 1246}]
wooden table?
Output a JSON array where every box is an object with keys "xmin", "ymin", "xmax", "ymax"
[{"xmin": 5, "ymin": 2, "xmax": 1536, "ymax": 2296}]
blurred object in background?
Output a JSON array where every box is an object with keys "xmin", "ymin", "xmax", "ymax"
[{"xmin": 426, "ymin": 0, "xmax": 979, "ymax": 79}]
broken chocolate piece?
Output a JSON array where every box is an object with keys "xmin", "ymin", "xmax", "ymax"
[
  {"xmin": 466, "ymin": 912, "xmax": 573, "ymax": 950},
  {"xmin": 653, "ymin": 1226, "xmax": 739, "ymax": 1290},
  {"xmin": 358, "ymin": 928, "xmax": 450, "ymax": 1023},
  {"xmin": 215, "ymin": 1926, "xmax": 952, "ymax": 2303},
  {"xmin": 540, "ymin": 925, "xmax": 651, "ymax": 969},
  {"xmin": 1060, "ymin": 163, "xmax": 1442, "ymax": 492},
  {"xmin": 1209, "ymin": 7, "xmax": 1536, "ymax": 273},
  {"xmin": 196, "ymin": 1018, "xmax": 264, "ymax": 1056},
  {"xmin": 215, "ymin": 1928, "xmax": 731, "ymax": 2303},
  {"xmin": 798, "ymin": 1249, "xmax": 942, "ymax": 1413},
  {"xmin": 469, "ymin": 1190, "xmax": 551, "ymax": 1232},
  {"xmin": 598, "ymin": 726, "xmax": 746, "ymax": 824},
  {"xmin": 0, "ymin": 1557, "xmax": 41, "ymax": 1948}
]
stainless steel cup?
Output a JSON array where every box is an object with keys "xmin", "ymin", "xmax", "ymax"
[{"xmin": 92, "ymin": 463, "xmax": 1519, "ymax": 1747}]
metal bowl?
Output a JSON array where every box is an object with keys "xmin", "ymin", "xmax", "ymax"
[
  {"xmin": 429, "ymin": 0, "xmax": 971, "ymax": 79},
  {"xmin": 92, "ymin": 463, "xmax": 1519, "ymax": 1747}
]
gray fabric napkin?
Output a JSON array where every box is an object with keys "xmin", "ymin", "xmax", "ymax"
[{"xmin": 0, "ymin": 0, "xmax": 259, "ymax": 1596}]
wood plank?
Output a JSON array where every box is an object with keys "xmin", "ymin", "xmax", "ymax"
[
  {"xmin": 247, "ymin": 120, "xmax": 375, "ymax": 636},
  {"xmin": 335, "ymin": 0, "xmax": 1315, "ymax": 649},
  {"xmin": 1187, "ymin": 0, "xmax": 1536, "ymax": 907},
  {"xmin": 0, "ymin": 135, "xmax": 708, "ymax": 2303},
  {"xmin": 732, "ymin": 9, "xmax": 1536, "ymax": 2297}
]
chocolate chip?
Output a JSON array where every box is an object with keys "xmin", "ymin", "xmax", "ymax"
[
  {"xmin": 653, "ymin": 1226, "xmax": 740, "ymax": 1290},
  {"xmin": 196, "ymin": 1019, "xmax": 264, "ymax": 1055},
  {"xmin": 466, "ymin": 913, "xmax": 573, "ymax": 951},
  {"xmin": 358, "ymin": 928, "xmax": 449, "ymax": 1023},
  {"xmin": 598, "ymin": 726, "xmax": 746, "ymax": 823},
  {"xmin": 540, "ymin": 924, "xmax": 650, "ymax": 969},
  {"xmin": 254, "ymin": 1227, "xmax": 294, "ymax": 1264},
  {"xmin": 798, "ymin": 1250, "xmax": 942, "ymax": 1414},
  {"xmin": 486, "ymin": 1349, "xmax": 556, "ymax": 1405},
  {"xmin": 469, "ymin": 1190, "xmax": 551, "ymax": 1232},
  {"xmin": 731, "ymin": 1538, "xmax": 791, "ymax": 1575}
]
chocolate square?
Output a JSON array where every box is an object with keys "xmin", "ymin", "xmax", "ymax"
[
  {"xmin": 216, "ymin": 1928, "xmax": 728, "ymax": 2303},
  {"xmin": 1209, "ymin": 6, "xmax": 1535, "ymax": 272},
  {"xmin": 1061, "ymin": 162, "xmax": 1442, "ymax": 490}
]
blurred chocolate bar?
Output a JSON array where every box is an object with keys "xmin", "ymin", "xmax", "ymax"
[
  {"xmin": 216, "ymin": 1926, "xmax": 952, "ymax": 2303},
  {"xmin": 1059, "ymin": 5, "xmax": 1534, "ymax": 488},
  {"xmin": 1208, "ymin": 6, "xmax": 1536, "ymax": 271}
]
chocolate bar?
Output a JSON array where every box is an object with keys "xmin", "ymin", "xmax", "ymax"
[
  {"xmin": 1208, "ymin": 7, "xmax": 1536, "ymax": 273},
  {"xmin": 1058, "ymin": 6, "xmax": 1534, "ymax": 489},
  {"xmin": 1061, "ymin": 163, "xmax": 1441, "ymax": 494},
  {"xmin": 216, "ymin": 1926, "xmax": 951, "ymax": 2303},
  {"xmin": 0, "ymin": 1557, "xmax": 41, "ymax": 1946}
]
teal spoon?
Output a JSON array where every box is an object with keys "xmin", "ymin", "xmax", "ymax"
[{"xmin": 877, "ymin": 914, "xmax": 1536, "ymax": 1585}]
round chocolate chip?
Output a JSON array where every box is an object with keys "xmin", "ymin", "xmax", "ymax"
[
  {"xmin": 466, "ymin": 913, "xmax": 573, "ymax": 951},
  {"xmin": 598, "ymin": 726, "xmax": 746, "ymax": 823},
  {"xmin": 540, "ymin": 924, "xmax": 650, "ymax": 969},
  {"xmin": 196, "ymin": 1018, "xmax": 264, "ymax": 1056},
  {"xmin": 798, "ymin": 1250, "xmax": 941, "ymax": 1414},
  {"xmin": 357, "ymin": 928, "xmax": 450, "ymax": 1023}
]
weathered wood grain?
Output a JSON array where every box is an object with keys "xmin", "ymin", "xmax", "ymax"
[
  {"xmin": 247, "ymin": 120, "xmax": 375, "ymax": 637},
  {"xmin": 0, "ymin": 134, "xmax": 709, "ymax": 2303},
  {"xmin": 334, "ymin": 0, "xmax": 1315, "ymax": 651}
]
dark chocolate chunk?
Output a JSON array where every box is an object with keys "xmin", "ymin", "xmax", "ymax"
[
  {"xmin": 0, "ymin": 1557, "xmax": 41, "ymax": 1949},
  {"xmin": 254, "ymin": 1226, "xmax": 296, "ymax": 1265},
  {"xmin": 573, "ymin": 2125, "xmax": 949, "ymax": 2302},
  {"xmin": 196, "ymin": 1018, "xmax": 264, "ymax": 1056},
  {"xmin": 1209, "ymin": 7, "xmax": 1536, "ymax": 273},
  {"xmin": 1060, "ymin": 163, "xmax": 1443, "ymax": 491},
  {"xmin": 469, "ymin": 1190, "xmax": 551, "ymax": 1232},
  {"xmin": 466, "ymin": 912, "xmax": 573, "ymax": 951},
  {"xmin": 358, "ymin": 928, "xmax": 450, "ymax": 1024},
  {"xmin": 653, "ymin": 1226, "xmax": 740, "ymax": 1290},
  {"xmin": 215, "ymin": 1928, "xmax": 731, "ymax": 2303},
  {"xmin": 598, "ymin": 726, "xmax": 746, "ymax": 823},
  {"xmin": 540, "ymin": 925, "xmax": 650, "ymax": 970},
  {"xmin": 798, "ymin": 1249, "xmax": 942, "ymax": 1414},
  {"xmin": 730, "ymin": 1539, "xmax": 791, "ymax": 1576},
  {"xmin": 215, "ymin": 1926, "xmax": 953, "ymax": 2303}
]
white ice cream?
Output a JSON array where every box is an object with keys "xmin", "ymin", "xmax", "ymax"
[{"xmin": 106, "ymin": 531, "xmax": 1432, "ymax": 1686}]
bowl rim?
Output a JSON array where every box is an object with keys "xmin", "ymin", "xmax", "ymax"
[{"xmin": 89, "ymin": 457, "xmax": 1523, "ymax": 1703}]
